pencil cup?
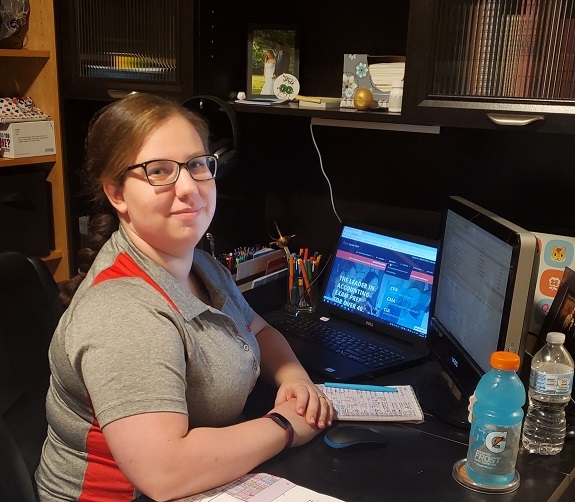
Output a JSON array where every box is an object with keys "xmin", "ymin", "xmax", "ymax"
[{"xmin": 286, "ymin": 258, "xmax": 318, "ymax": 312}]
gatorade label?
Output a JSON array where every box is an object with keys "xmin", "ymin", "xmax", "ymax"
[
  {"xmin": 530, "ymin": 369, "xmax": 573, "ymax": 396},
  {"xmin": 467, "ymin": 420, "xmax": 521, "ymax": 475}
]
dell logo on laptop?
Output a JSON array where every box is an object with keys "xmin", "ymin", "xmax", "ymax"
[{"xmin": 365, "ymin": 320, "xmax": 374, "ymax": 327}]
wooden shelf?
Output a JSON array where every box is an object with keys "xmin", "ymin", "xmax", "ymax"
[
  {"xmin": 0, "ymin": 0, "xmax": 70, "ymax": 283},
  {"xmin": 43, "ymin": 249, "xmax": 63, "ymax": 261},
  {"xmin": 0, "ymin": 155, "xmax": 57, "ymax": 167},
  {"xmin": 0, "ymin": 48, "xmax": 50, "ymax": 58}
]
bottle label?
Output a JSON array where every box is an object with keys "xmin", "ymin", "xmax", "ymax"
[
  {"xmin": 529, "ymin": 369, "xmax": 573, "ymax": 396},
  {"xmin": 467, "ymin": 420, "xmax": 521, "ymax": 476}
]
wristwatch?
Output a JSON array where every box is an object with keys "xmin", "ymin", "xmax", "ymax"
[{"xmin": 264, "ymin": 412, "xmax": 294, "ymax": 449}]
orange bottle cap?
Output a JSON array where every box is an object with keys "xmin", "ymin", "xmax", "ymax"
[{"xmin": 490, "ymin": 351, "xmax": 520, "ymax": 370}]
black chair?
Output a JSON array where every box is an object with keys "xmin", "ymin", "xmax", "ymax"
[{"xmin": 0, "ymin": 252, "xmax": 64, "ymax": 502}]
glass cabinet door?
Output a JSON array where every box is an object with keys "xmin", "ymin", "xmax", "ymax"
[
  {"xmin": 56, "ymin": 0, "xmax": 196, "ymax": 100},
  {"xmin": 404, "ymin": 0, "xmax": 575, "ymax": 132}
]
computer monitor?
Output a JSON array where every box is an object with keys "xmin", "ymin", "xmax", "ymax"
[{"xmin": 421, "ymin": 196, "xmax": 539, "ymax": 428}]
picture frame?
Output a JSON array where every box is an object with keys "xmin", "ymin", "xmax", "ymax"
[
  {"xmin": 536, "ymin": 266, "xmax": 575, "ymax": 358},
  {"xmin": 246, "ymin": 24, "xmax": 300, "ymax": 99}
]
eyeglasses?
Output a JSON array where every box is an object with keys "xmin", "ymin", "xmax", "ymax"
[{"xmin": 125, "ymin": 154, "xmax": 218, "ymax": 186}]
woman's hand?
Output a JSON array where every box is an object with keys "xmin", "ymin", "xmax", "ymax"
[{"xmin": 275, "ymin": 379, "xmax": 334, "ymax": 429}]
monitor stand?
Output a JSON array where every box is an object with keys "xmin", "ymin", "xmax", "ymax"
[{"xmin": 414, "ymin": 370, "xmax": 470, "ymax": 430}]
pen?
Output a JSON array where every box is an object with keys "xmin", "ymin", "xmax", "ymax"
[{"xmin": 323, "ymin": 382, "xmax": 398, "ymax": 393}]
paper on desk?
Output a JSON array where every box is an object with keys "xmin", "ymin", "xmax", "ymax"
[
  {"xmin": 317, "ymin": 384, "xmax": 424, "ymax": 423},
  {"xmin": 173, "ymin": 473, "xmax": 345, "ymax": 502}
]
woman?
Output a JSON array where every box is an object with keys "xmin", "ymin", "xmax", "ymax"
[
  {"xmin": 356, "ymin": 271, "xmax": 380, "ymax": 316},
  {"xmin": 35, "ymin": 93, "xmax": 333, "ymax": 501},
  {"xmin": 260, "ymin": 49, "xmax": 276, "ymax": 94}
]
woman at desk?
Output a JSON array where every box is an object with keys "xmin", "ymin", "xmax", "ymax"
[{"xmin": 35, "ymin": 93, "xmax": 333, "ymax": 501}]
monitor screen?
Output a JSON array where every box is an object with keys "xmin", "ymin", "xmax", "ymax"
[
  {"xmin": 321, "ymin": 223, "xmax": 437, "ymax": 342},
  {"xmin": 423, "ymin": 196, "xmax": 539, "ymax": 427}
]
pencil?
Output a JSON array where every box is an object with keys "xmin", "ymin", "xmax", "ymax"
[
  {"xmin": 298, "ymin": 258, "xmax": 311, "ymax": 292},
  {"xmin": 289, "ymin": 253, "xmax": 294, "ymax": 292}
]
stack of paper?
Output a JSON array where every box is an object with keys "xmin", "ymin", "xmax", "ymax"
[{"xmin": 369, "ymin": 62, "xmax": 405, "ymax": 92}]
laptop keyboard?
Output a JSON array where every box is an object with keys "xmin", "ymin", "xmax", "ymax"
[{"xmin": 269, "ymin": 317, "xmax": 406, "ymax": 369}]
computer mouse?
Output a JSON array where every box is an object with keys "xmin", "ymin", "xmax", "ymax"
[{"xmin": 324, "ymin": 425, "xmax": 387, "ymax": 451}]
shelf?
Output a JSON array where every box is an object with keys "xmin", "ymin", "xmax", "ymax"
[
  {"xmin": 0, "ymin": 155, "xmax": 57, "ymax": 167},
  {"xmin": 232, "ymin": 102, "xmax": 443, "ymax": 133},
  {"xmin": 0, "ymin": 48, "xmax": 50, "ymax": 58},
  {"xmin": 43, "ymin": 249, "xmax": 63, "ymax": 261},
  {"xmin": 232, "ymin": 101, "xmax": 438, "ymax": 127}
]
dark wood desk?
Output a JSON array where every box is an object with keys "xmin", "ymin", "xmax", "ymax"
[
  {"xmin": 134, "ymin": 356, "xmax": 575, "ymax": 502},
  {"xmin": 242, "ymin": 359, "xmax": 575, "ymax": 502},
  {"xmin": 134, "ymin": 282, "xmax": 575, "ymax": 501}
]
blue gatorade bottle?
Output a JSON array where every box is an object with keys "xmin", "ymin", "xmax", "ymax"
[{"xmin": 465, "ymin": 351, "xmax": 525, "ymax": 487}]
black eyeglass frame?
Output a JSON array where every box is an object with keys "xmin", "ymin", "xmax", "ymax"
[{"xmin": 124, "ymin": 154, "xmax": 219, "ymax": 186}]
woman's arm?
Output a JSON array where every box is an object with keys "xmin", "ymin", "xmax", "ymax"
[
  {"xmin": 251, "ymin": 312, "xmax": 333, "ymax": 428},
  {"xmin": 104, "ymin": 399, "xmax": 317, "ymax": 501}
]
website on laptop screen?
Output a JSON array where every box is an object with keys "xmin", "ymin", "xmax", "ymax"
[{"xmin": 322, "ymin": 225, "xmax": 437, "ymax": 337}]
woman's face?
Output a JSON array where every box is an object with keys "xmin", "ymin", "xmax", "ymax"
[
  {"xmin": 366, "ymin": 277, "xmax": 379, "ymax": 298},
  {"xmin": 106, "ymin": 114, "xmax": 216, "ymax": 260}
]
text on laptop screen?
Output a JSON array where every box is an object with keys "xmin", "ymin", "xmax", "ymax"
[{"xmin": 322, "ymin": 225, "xmax": 437, "ymax": 338}]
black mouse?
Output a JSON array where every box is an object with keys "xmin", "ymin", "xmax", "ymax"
[{"xmin": 324, "ymin": 425, "xmax": 387, "ymax": 451}]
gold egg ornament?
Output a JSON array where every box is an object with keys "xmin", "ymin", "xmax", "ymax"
[{"xmin": 353, "ymin": 88, "xmax": 374, "ymax": 110}]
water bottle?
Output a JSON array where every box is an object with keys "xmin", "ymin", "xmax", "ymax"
[
  {"xmin": 388, "ymin": 80, "xmax": 403, "ymax": 112},
  {"xmin": 465, "ymin": 351, "xmax": 525, "ymax": 487},
  {"xmin": 521, "ymin": 331, "xmax": 574, "ymax": 455}
]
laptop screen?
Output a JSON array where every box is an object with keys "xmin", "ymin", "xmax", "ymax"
[{"xmin": 321, "ymin": 224, "xmax": 438, "ymax": 339}]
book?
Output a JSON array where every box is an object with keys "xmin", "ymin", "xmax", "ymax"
[
  {"xmin": 296, "ymin": 95, "xmax": 342, "ymax": 104},
  {"xmin": 316, "ymin": 384, "xmax": 424, "ymax": 423},
  {"xmin": 234, "ymin": 98, "xmax": 288, "ymax": 106},
  {"xmin": 298, "ymin": 99, "xmax": 341, "ymax": 110},
  {"xmin": 173, "ymin": 472, "xmax": 344, "ymax": 502}
]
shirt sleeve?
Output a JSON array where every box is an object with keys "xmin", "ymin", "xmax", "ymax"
[{"xmin": 67, "ymin": 278, "xmax": 189, "ymax": 428}]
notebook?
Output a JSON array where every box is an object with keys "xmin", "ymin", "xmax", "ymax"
[{"xmin": 263, "ymin": 221, "xmax": 438, "ymax": 381}]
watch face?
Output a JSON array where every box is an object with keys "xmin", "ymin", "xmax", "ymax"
[{"xmin": 266, "ymin": 413, "xmax": 294, "ymax": 448}]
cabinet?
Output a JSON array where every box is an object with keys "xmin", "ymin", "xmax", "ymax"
[
  {"xmin": 403, "ymin": 0, "xmax": 575, "ymax": 133},
  {"xmin": 0, "ymin": 0, "xmax": 70, "ymax": 282},
  {"xmin": 226, "ymin": 1, "xmax": 575, "ymax": 135},
  {"xmin": 55, "ymin": 0, "xmax": 198, "ymax": 100}
]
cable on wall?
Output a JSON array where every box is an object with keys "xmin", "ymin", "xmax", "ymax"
[{"xmin": 309, "ymin": 122, "xmax": 342, "ymax": 224}]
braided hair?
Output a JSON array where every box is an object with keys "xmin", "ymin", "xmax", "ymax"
[{"xmin": 60, "ymin": 93, "xmax": 209, "ymax": 307}]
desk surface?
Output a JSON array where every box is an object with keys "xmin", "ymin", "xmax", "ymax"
[
  {"xmin": 134, "ymin": 282, "xmax": 575, "ymax": 501},
  {"xmin": 244, "ymin": 359, "xmax": 575, "ymax": 502},
  {"xmin": 134, "ymin": 357, "xmax": 575, "ymax": 502}
]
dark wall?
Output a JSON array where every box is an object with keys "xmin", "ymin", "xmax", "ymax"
[
  {"xmin": 209, "ymin": 110, "xmax": 575, "ymax": 260},
  {"xmin": 57, "ymin": 0, "xmax": 575, "ymax": 266}
]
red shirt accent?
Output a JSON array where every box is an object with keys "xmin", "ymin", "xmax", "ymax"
[
  {"xmin": 78, "ymin": 419, "xmax": 134, "ymax": 502},
  {"xmin": 92, "ymin": 252, "xmax": 179, "ymax": 311},
  {"xmin": 79, "ymin": 252, "xmax": 179, "ymax": 499}
]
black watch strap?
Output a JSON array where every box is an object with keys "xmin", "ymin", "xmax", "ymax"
[{"xmin": 264, "ymin": 412, "xmax": 294, "ymax": 449}]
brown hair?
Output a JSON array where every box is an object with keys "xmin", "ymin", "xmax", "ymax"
[{"xmin": 60, "ymin": 93, "xmax": 210, "ymax": 307}]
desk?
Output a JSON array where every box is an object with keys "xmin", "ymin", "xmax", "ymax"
[
  {"xmin": 134, "ymin": 282, "xmax": 575, "ymax": 502},
  {"xmin": 241, "ymin": 359, "xmax": 575, "ymax": 502},
  {"xmin": 133, "ymin": 356, "xmax": 575, "ymax": 502}
]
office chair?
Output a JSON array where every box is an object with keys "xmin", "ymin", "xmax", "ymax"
[{"xmin": 0, "ymin": 252, "xmax": 64, "ymax": 501}]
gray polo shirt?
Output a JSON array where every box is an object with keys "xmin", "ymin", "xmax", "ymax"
[{"xmin": 36, "ymin": 227, "xmax": 261, "ymax": 501}]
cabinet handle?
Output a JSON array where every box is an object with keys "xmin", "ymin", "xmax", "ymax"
[
  {"xmin": 486, "ymin": 113, "xmax": 544, "ymax": 126},
  {"xmin": 107, "ymin": 90, "xmax": 139, "ymax": 99}
]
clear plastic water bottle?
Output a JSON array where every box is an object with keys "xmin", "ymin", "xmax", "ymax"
[
  {"xmin": 388, "ymin": 80, "xmax": 403, "ymax": 112},
  {"xmin": 521, "ymin": 331, "xmax": 574, "ymax": 455},
  {"xmin": 465, "ymin": 351, "xmax": 525, "ymax": 487}
]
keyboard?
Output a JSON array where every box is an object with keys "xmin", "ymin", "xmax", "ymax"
[{"xmin": 269, "ymin": 316, "xmax": 406, "ymax": 369}]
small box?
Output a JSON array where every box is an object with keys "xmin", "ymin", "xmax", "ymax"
[{"xmin": 0, "ymin": 120, "xmax": 56, "ymax": 158}]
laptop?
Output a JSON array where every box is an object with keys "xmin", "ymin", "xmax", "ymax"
[{"xmin": 263, "ymin": 221, "xmax": 438, "ymax": 381}]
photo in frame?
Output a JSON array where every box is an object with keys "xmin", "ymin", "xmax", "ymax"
[{"xmin": 246, "ymin": 24, "xmax": 300, "ymax": 99}]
